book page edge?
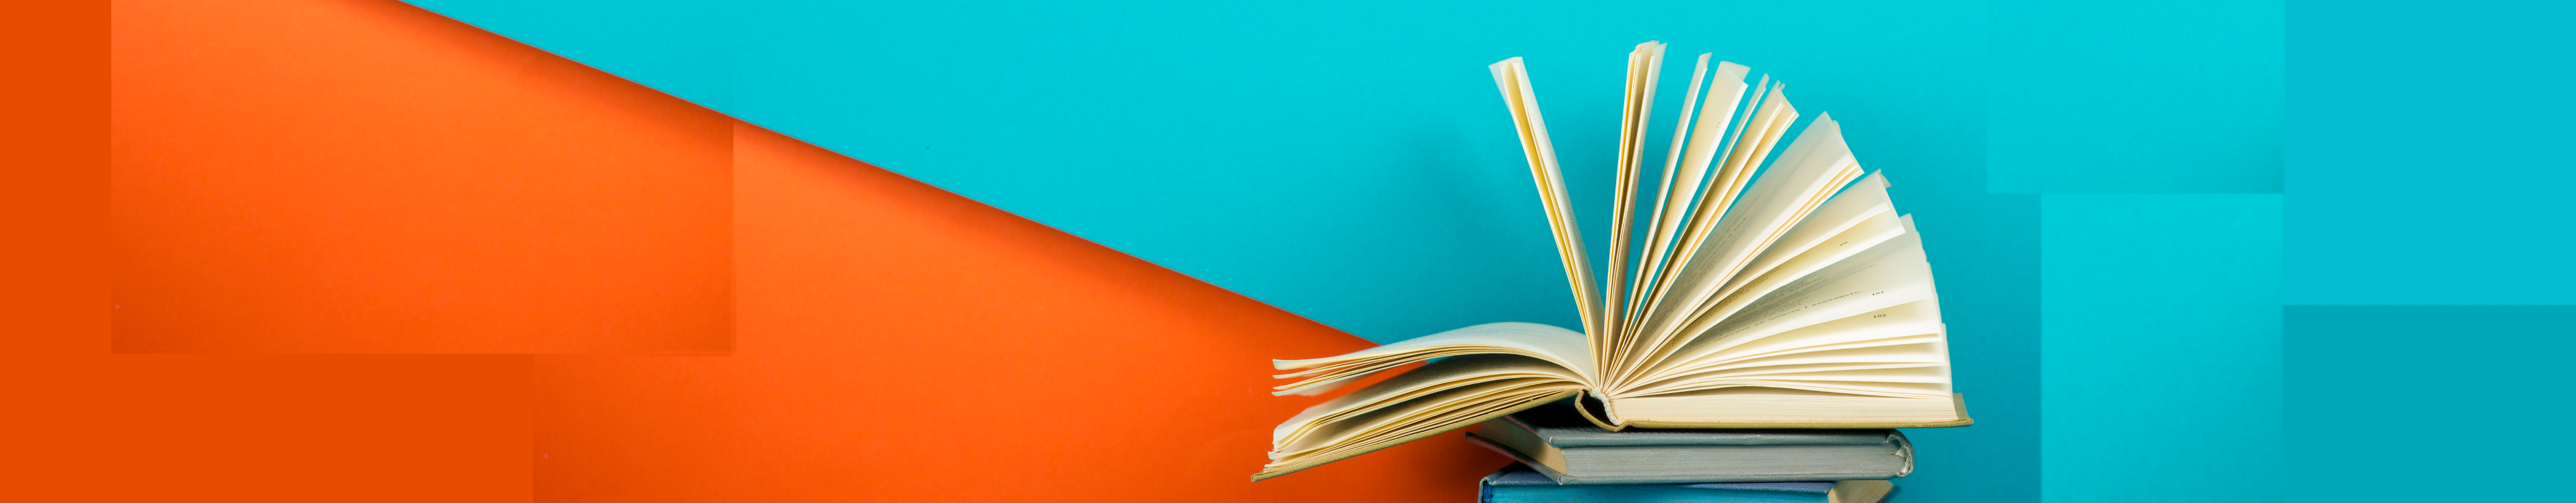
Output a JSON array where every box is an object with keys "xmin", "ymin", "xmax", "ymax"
[
  {"xmin": 1249, "ymin": 389, "xmax": 1584, "ymax": 482},
  {"xmin": 1613, "ymin": 393, "xmax": 1973, "ymax": 429}
]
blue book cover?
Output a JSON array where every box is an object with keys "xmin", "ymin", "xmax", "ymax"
[
  {"xmin": 1484, "ymin": 464, "xmax": 1824, "ymax": 503},
  {"xmin": 1480, "ymin": 463, "xmax": 1844, "ymax": 503}
]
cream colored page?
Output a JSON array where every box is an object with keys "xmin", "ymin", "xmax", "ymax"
[
  {"xmin": 1636, "ymin": 75, "xmax": 1769, "ymax": 324},
  {"xmin": 1602, "ymin": 41, "xmax": 1667, "ymax": 365},
  {"xmin": 1674, "ymin": 114, "xmax": 1859, "ymax": 303},
  {"xmin": 1637, "ymin": 363, "xmax": 1949, "ymax": 397},
  {"xmin": 1260, "ymin": 384, "xmax": 1580, "ymax": 478},
  {"xmin": 1711, "ymin": 232, "xmax": 1935, "ymax": 342},
  {"xmin": 1621, "ymin": 175, "xmax": 1898, "ymax": 379},
  {"xmin": 1621, "ymin": 81, "xmax": 1782, "ymax": 377},
  {"xmin": 1648, "ymin": 230, "xmax": 1937, "ymax": 383},
  {"xmin": 1631, "ymin": 333, "xmax": 1947, "ymax": 396},
  {"xmin": 1680, "ymin": 298, "xmax": 1946, "ymax": 369},
  {"xmin": 1640, "ymin": 359, "xmax": 1953, "ymax": 396},
  {"xmin": 1268, "ymin": 322, "xmax": 1594, "ymax": 396},
  {"xmin": 1710, "ymin": 172, "xmax": 1894, "ymax": 304},
  {"xmin": 1674, "ymin": 210, "xmax": 1908, "ymax": 343},
  {"xmin": 1627, "ymin": 113, "xmax": 1857, "ymax": 377},
  {"xmin": 1638, "ymin": 350, "xmax": 1944, "ymax": 385},
  {"xmin": 1696, "ymin": 83, "xmax": 1800, "ymax": 231},
  {"xmin": 1605, "ymin": 387, "xmax": 1958, "ymax": 424},
  {"xmin": 1691, "ymin": 342, "xmax": 1946, "ymax": 371},
  {"xmin": 1641, "ymin": 336, "xmax": 1945, "ymax": 391},
  {"xmin": 1632, "ymin": 344, "xmax": 1946, "ymax": 396},
  {"xmin": 1723, "ymin": 365, "xmax": 1949, "ymax": 384},
  {"xmin": 1637, "ymin": 54, "xmax": 1714, "ymax": 315},
  {"xmin": 1685, "ymin": 62, "xmax": 1754, "ymax": 179},
  {"xmin": 1630, "ymin": 96, "xmax": 1816, "ymax": 354},
  {"xmin": 1275, "ymin": 378, "xmax": 1576, "ymax": 458},
  {"xmin": 1691, "ymin": 77, "xmax": 1779, "ymax": 229},
  {"xmin": 1269, "ymin": 354, "xmax": 1584, "ymax": 448},
  {"xmin": 1622, "ymin": 212, "xmax": 1906, "ymax": 389},
  {"xmin": 1635, "ymin": 60, "xmax": 1750, "ymax": 320},
  {"xmin": 1489, "ymin": 57, "xmax": 1602, "ymax": 348},
  {"xmin": 1647, "ymin": 298, "xmax": 1948, "ymax": 393},
  {"xmin": 1633, "ymin": 379, "xmax": 1948, "ymax": 401},
  {"xmin": 1657, "ymin": 363, "xmax": 1947, "ymax": 390},
  {"xmin": 1638, "ymin": 54, "xmax": 1721, "ymax": 310}
]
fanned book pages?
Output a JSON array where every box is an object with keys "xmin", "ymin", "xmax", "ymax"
[{"xmin": 1253, "ymin": 42, "xmax": 1968, "ymax": 481}]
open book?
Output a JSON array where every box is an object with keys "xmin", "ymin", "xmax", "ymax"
[{"xmin": 1254, "ymin": 42, "xmax": 1969, "ymax": 481}]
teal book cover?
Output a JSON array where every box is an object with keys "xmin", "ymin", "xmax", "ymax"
[{"xmin": 1480, "ymin": 463, "xmax": 1882, "ymax": 503}]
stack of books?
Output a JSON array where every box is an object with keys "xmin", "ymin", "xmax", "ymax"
[
  {"xmin": 1466, "ymin": 402, "xmax": 1902, "ymax": 503},
  {"xmin": 1250, "ymin": 42, "xmax": 1968, "ymax": 502}
]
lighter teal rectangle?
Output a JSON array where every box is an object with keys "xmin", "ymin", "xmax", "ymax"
[
  {"xmin": 2283, "ymin": 0, "xmax": 2576, "ymax": 304},
  {"xmin": 1988, "ymin": 0, "xmax": 2283, "ymax": 194},
  {"xmin": 2040, "ymin": 194, "xmax": 2280, "ymax": 502}
]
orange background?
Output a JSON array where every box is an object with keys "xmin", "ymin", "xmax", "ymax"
[
  {"xmin": 7, "ymin": 0, "xmax": 1510, "ymax": 499},
  {"xmin": 5, "ymin": 2, "xmax": 541, "ymax": 499},
  {"xmin": 110, "ymin": 0, "xmax": 733, "ymax": 354},
  {"xmin": 524, "ymin": 123, "xmax": 1494, "ymax": 501}
]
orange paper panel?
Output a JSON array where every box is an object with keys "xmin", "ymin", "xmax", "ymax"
[
  {"xmin": 0, "ymin": 354, "xmax": 536, "ymax": 502},
  {"xmin": 110, "ymin": 0, "xmax": 731, "ymax": 353},
  {"xmin": 4, "ymin": 0, "xmax": 109, "ymax": 356},
  {"xmin": 528, "ymin": 123, "xmax": 1506, "ymax": 501},
  {"xmin": 8, "ymin": 5, "xmax": 540, "ymax": 494}
]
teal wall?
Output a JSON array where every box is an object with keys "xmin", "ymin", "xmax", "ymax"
[
  {"xmin": 2041, "ymin": 195, "xmax": 2281, "ymax": 502},
  {"xmin": 2285, "ymin": 1, "xmax": 2576, "ymax": 305},
  {"xmin": 2281, "ymin": 2, "xmax": 2576, "ymax": 502},
  {"xmin": 2284, "ymin": 307, "xmax": 2574, "ymax": 502},
  {"xmin": 2001, "ymin": 1, "xmax": 2286, "ymax": 502},
  {"xmin": 1989, "ymin": 0, "xmax": 2283, "ymax": 194}
]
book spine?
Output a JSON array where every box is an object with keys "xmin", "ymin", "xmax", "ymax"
[{"xmin": 1889, "ymin": 430, "xmax": 1913, "ymax": 478}]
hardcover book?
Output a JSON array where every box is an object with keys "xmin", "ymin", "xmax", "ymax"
[
  {"xmin": 1257, "ymin": 42, "xmax": 1967, "ymax": 480},
  {"xmin": 1466, "ymin": 403, "xmax": 1911, "ymax": 484},
  {"xmin": 1479, "ymin": 463, "xmax": 1895, "ymax": 503}
]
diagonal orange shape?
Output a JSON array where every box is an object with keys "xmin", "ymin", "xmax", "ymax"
[
  {"xmin": 92, "ymin": 0, "xmax": 1510, "ymax": 496},
  {"xmin": 111, "ymin": 0, "xmax": 732, "ymax": 353},
  {"xmin": 524, "ymin": 123, "xmax": 1505, "ymax": 501}
]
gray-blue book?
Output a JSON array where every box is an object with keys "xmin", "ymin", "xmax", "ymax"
[
  {"xmin": 1481, "ymin": 463, "xmax": 1893, "ymax": 503},
  {"xmin": 1467, "ymin": 403, "xmax": 1912, "ymax": 484}
]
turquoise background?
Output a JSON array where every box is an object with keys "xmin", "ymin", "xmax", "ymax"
[
  {"xmin": 1989, "ymin": 0, "xmax": 2283, "ymax": 194},
  {"xmin": 2280, "ymin": 3, "xmax": 2576, "ymax": 503},
  {"xmin": 2283, "ymin": 307, "xmax": 2573, "ymax": 502},
  {"xmin": 2285, "ymin": 1, "xmax": 2575, "ymax": 305},
  {"xmin": 2040, "ymin": 194, "xmax": 2280, "ymax": 502},
  {"xmin": 394, "ymin": 1, "xmax": 2576, "ymax": 501}
]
